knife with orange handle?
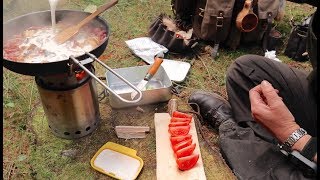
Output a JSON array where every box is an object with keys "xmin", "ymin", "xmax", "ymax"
[{"xmin": 130, "ymin": 57, "xmax": 164, "ymax": 100}]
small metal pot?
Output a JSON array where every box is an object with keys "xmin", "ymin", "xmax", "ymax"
[{"xmin": 106, "ymin": 65, "xmax": 172, "ymax": 108}]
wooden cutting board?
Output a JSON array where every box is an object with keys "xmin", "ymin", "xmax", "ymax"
[{"xmin": 154, "ymin": 113, "xmax": 207, "ymax": 180}]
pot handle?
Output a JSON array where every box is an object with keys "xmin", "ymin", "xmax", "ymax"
[{"xmin": 69, "ymin": 53, "xmax": 143, "ymax": 104}]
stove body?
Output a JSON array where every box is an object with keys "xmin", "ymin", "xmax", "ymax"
[{"xmin": 35, "ymin": 66, "xmax": 100, "ymax": 139}]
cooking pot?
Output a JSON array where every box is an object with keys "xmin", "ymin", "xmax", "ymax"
[
  {"xmin": 3, "ymin": 9, "xmax": 143, "ymax": 104},
  {"xmin": 3, "ymin": 10, "xmax": 109, "ymax": 76}
]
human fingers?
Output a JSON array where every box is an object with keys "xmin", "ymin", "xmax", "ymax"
[
  {"xmin": 249, "ymin": 84, "xmax": 270, "ymax": 119},
  {"xmin": 273, "ymin": 89, "xmax": 283, "ymax": 100},
  {"xmin": 263, "ymin": 89, "xmax": 281, "ymax": 101},
  {"xmin": 260, "ymin": 80, "xmax": 282, "ymax": 105},
  {"xmin": 249, "ymin": 84, "xmax": 265, "ymax": 106}
]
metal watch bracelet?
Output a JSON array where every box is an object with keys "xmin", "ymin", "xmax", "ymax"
[{"xmin": 281, "ymin": 128, "xmax": 307, "ymax": 152}]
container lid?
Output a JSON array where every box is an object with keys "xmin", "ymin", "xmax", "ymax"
[
  {"xmin": 125, "ymin": 37, "xmax": 191, "ymax": 83},
  {"xmin": 90, "ymin": 142, "xmax": 144, "ymax": 180},
  {"xmin": 161, "ymin": 59, "xmax": 191, "ymax": 83}
]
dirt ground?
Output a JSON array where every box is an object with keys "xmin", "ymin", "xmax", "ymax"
[
  {"xmin": 3, "ymin": 0, "xmax": 315, "ymax": 179},
  {"xmin": 20, "ymin": 95, "xmax": 235, "ymax": 179}
]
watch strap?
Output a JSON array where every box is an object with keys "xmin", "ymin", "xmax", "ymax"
[
  {"xmin": 301, "ymin": 137, "xmax": 317, "ymax": 161},
  {"xmin": 282, "ymin": 128, "xmax": 307, "ymax": 152}
]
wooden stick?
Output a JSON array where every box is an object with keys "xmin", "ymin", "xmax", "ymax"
[
  {"xmin": 116, "ymin": 132, "xmax": 147, "ymax": 139},
  {"xmin": 115, "ymin": 126, "xmax": 150, "ymax": 133}
]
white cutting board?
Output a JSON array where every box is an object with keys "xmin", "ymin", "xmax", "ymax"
[{"xmin": 154, "ymin": 113, "xmax": 206, "ymax": 180}]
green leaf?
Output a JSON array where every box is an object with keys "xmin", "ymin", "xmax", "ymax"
[
  {"xmin": 17, "ymin": 155, "xmax": 27, "ymax": 162},
  {"xmin": 6, "ymin": 102, "xmax": 15, "ymax": 108}
]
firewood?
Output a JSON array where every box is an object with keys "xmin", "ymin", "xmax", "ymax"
[{"xmin": 115, "ymin": 126, "xmax": 150, "ymax": 139}]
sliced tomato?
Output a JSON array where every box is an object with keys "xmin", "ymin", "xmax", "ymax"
[
  {"xmin": 176, "ymin": 154, "xmax": 199, "ymax": 171},
  {"xmin": 169, "ymin": 122, "xmax": 189, "ymax": 127},
  {"xmin": 172, "ymin": 139, "xmax": 192, "ymax": 152},
  {"xmin": 170, "ymin": 134, "xmax": 192, "ymax": 146},
  {"xmin": 175, "ymin": 143, "xmax": 196, "ymax": 158},
  {"xmin": 169, "ymin": 125, "xmax": 190, "ymax": 137},
  {"xmin": 170, "ymin": 117, "xmax": 191, "ymax": 124},
  {"xmin": 173, "ymin": 111, "xmax": 193, "ymax": 119}
]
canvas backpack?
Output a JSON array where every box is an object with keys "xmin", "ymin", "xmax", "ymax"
[
  {"xmin": 171, "ymin": 0, "xmax": 284, "ymax": 57},
  {"xmin": 284, "ymin": 15, "xmax": 313, "ymax": 62}
]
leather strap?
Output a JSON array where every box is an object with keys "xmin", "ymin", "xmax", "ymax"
[
  {"xmin": 212, "ymin": 11, "xmax": 224, "ymax": 58},
  {"xmin": 262, "ymin": 12, "xmax": 273, "ymax": 51},
  {"xmin": 301, "ymin": 137, "xmax": 317, "ymax": 161}
]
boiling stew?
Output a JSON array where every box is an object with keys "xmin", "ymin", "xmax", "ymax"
[{"xmin": 3, "ymin": 24, "xmax": 107, "ymax": 63}]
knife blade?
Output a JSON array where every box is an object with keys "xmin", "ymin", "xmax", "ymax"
[{"xmin": 131, "ymin": 57, "xmax": 164, "ymax": 100}]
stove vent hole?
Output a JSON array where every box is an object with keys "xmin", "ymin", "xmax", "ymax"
[
  {"xmin": 86, "ymin": 127, "xmax": 91, "ymax": 131},
  {"xmin": 64, "ymin": 132, "xmax": 70, "ymax": 135},
  {"xmin": 75, "ymin": 131, "xmax": 81, "ymax": 134}
]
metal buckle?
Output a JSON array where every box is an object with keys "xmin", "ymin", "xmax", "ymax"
[
  {"xmin": 267, "ymin": 12, "xmax": 273, "ymax": 23},
  {"xmin": 199, "ymin": 8, "xmax": 205, "ymax": 17},
  {"xmin": 216, "ymin": 12, "xmax": 224, "ymax": 28}
]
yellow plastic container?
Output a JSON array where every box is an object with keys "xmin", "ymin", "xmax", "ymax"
[{"xmin": 90, "ymin": 142, "xmax": 144, "ymax": 180}]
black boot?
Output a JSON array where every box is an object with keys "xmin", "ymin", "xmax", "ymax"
[{"xmin": 188, "ymin": 91, "xmax": 233, "ymax": 129}]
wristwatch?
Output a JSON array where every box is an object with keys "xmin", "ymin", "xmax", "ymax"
[{"xmin": 280, "ymin": 128, "xmax": 307, "ymax": 152}]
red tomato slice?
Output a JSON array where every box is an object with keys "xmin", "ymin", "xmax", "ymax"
[
  {"xmin": 176, "ymin": 154, "xmax": 199, "ymax": 171},
  {"xmin": 169, "ymin": 125, "xmax": 190, "ymax": 137},
  {"xmin": 172, "ymin": 139, "xmax": 192, "ymax": 152},
  {"xmin": 173, "ymin": 111, "xmax": 193, "ymax": 119},
  {"xmin": 169, "ymin": 122, "xmax": 189, "ymax": 127},
  {"xmin": 170, "ymin": 117, "xmax": 191, "ymax": 124},
  {"xmin": 170, "ymin": 135, "xmax": 192, "ymax": 146},
  {"xmin": 176, "ymin": 143, "xmax": 196, "ymax": 158}
]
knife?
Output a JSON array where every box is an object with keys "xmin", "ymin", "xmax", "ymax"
[{"xmin": 131, "ymin": 57, "xmax": 164, "ymax": 100}]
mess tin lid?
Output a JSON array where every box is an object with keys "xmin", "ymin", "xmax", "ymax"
[{"xmin": 90, "ymin": 142, "xmax": 144, "ymax": 180}]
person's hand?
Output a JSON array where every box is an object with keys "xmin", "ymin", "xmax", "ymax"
[{"xmin": 249, "ymin": 80, "xmax": 300, "ymax": 143}]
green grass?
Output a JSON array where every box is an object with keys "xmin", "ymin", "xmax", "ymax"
[{"xmin": 3, "ymin": 0, "xmax": 315, "ymax": 179}]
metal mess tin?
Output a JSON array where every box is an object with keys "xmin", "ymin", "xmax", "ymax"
[{"xmin": 106, "ymin": 65, "xmax": 172, "ymax": 108}]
